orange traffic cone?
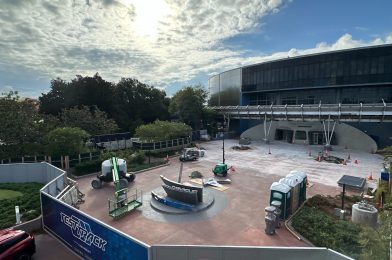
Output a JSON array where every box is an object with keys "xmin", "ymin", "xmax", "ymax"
[
  {"xmin": 368, "ymin": 173, "xmax": 373, "ymax": 180},
  {"xmin": 354, "ymin": 159, "xmax": 358, "ymax": 164},
  {"xmin": 342, "ymin": 159, "xmax": 347, "ymax": 165},
  {"xmin": 230, "ymin": 166, "xmax": 236, "ymax": 172},
  {"xmin": 166, "ymin": 154, "xmax": 170, "ymax": 162}
]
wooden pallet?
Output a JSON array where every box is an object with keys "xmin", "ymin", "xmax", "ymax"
[{"xmin": 189, "ymin": 179, "xmax": 229, "ymax": 191}]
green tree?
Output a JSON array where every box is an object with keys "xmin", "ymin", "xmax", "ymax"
[
  {"xmin": 39, "ymin": 75, "xmax": 169, "ymax": 133},
  {"xmin": 39, "ymin": 74, "xmax": 116, "ymax": 116},
  {"xmin": 60, "ymin": 106, "xmax": 119, "ymax": 135},
  {"xmin": 169, "ymin": 85, "xmax": 207, "ymax": 129},
  {"xmin": 0, "ymin": 91, "xmax": 41, "ymax": 156},
  {"xmin": 134, "ymin": 120, "xmax": 191, "ymax": 142},
  {"xmin": 44, "ymin": 127, "xmax": 89, "ymax": 156},
  {"xmin": 114, "ymin": 78, "xmax": 169, "ymax": 132}
]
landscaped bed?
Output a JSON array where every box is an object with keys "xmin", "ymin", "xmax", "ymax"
[
  {"xmin": 0, "ymin": 182, "xmax": 44, "ymax": 229},
  {"xmin": 292, "ymin": 194, "xmax": 391, "ymax": 259}
]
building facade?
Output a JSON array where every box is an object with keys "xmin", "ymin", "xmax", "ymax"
[{"xmin": 209, "ymin": 44, "xmax": 392, "ymax": 149}]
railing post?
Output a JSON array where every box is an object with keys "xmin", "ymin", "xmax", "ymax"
[
  {"xmin": 21, "ymin": 156, "xmax": 24, "ymax": 163},
  {"xmin": 34, "ymin": 155, "xmax": 37, "ymax": 162},
  {"xmin": 89, "ymin": 152, "xmax": 92, "ymax": 161},
  {"xmin": 61, "ymin": 156, "xmax": 64, "ymax": 169},
  {"xmin": 48, "ymin": 156, "xmax": 51, "ymax": 164},
  {"xmin": 65, "ymin": 155, "xmax": 70, "ymax": 170},
  {"xmin": 78, "ymin": 154, "xmax": 81, "ymax": 164}
]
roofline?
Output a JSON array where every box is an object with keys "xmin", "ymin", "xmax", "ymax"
[{"xmin": 208, "ymin": 44, "xmax": 392, "ymax": 80}]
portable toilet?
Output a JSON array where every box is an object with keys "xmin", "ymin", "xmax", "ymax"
[
  {"xmin": 269, "ymin": 182, "xmax": 291, "ymax": 219},
  {"xmin": 381, "ymin": 167, "xmax": 390, "ymax": 182},
  {"xmin": 279, "ymin": 175, "xmax": 302, "ymax": 214},
  {"xmin": 288, "ymin": 170, "xmax": 307, "ymax": 204}
]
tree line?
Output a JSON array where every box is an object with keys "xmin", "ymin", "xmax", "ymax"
[{"xmin": 0, "ymin": 73, "xmax": 215, "ymax": 158}]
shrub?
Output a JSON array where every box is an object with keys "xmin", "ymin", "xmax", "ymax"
[
  {"xmin": 0, "ymin": 183, "xmax": 43, "ymax": 228},
  {"xmin": 292, "ymin": 206, "xmax": 362, "ymax": 259},
  {"xmin": 129, "ymin": 151, "xmax": 145, "ymax": 164},
  {"xmin": 74, "ymin": 160, "xmax": 101, "ymax": 176}
]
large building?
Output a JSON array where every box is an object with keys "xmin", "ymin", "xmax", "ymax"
[{"xmin": 209, "ymin": 44, "xmax": 392, "ymax": 150}]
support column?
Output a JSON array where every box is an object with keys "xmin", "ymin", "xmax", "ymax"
[
  {"xmin": 322, "ymin": 114, "xmax": 336, "ymax": 151},
  {"xmin": 263, "ymin": 114, "xmax": 273, "ymax": 144}
]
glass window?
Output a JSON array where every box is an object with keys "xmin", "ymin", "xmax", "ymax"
[
  {"xmin": 371, "ymin": 57, "xmax": 378, "ymax": 74},
  {"xmin": 337, "ymin": 61, "xmax": 344, "ymax": 76},
  {"xmin": 378, "ymin": 56, "xmax": 385, "ymax": 73},
  {"xmin": 295, "ymin": 131, "xmax": 307, "ymax": 140}
]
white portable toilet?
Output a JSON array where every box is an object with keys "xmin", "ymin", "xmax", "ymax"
[
  {"xmin": 287, "ymin": 170, "xmax": 307, "ymax": 204},
  {"xmin": 279, "ymin": 175, "xmax": 302, "ymax": 214}
]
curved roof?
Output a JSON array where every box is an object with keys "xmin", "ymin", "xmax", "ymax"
[{"xmin": 270, "ymin": 182, "xmax": 291, "ymax": 193}]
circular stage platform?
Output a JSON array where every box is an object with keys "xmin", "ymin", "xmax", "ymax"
[
  {"xmin": 142, "ymin": 187, "xmax": 228, "ymax": 223},
  {"xmin": 150, "ymin": 187, "xmax": 215, "ymax": 214}
]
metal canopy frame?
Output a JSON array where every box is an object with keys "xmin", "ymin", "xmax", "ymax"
[{"xmin": 211, "ymin": 101, "xmax": 392, "ymax": 123}]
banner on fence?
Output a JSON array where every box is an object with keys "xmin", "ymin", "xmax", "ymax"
[{"xmin": 41, "ymin": 192, "xmax": 149, "ymax": 260}]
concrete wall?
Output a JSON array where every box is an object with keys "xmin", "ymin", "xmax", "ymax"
[
  {"xmin": 151, "ymin": 246, "xmax": 353, "ymax": 260},
  {"xmin": 241, "ymin": 121, "xmax": 377, "ymax": 152},
  {"xmin": 13, "ymin": 217, "xmax": 42, "ymax": 233}
]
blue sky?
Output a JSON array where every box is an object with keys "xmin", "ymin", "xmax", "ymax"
[{"xmin": 1, "ymin": 0, "xmax": 391, "ymax": 98}]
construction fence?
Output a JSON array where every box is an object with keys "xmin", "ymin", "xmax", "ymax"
[{"xmin": 0, "ymin": 137, "xmax": 191, "ymax": 170}]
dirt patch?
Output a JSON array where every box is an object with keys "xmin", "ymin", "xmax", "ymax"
[
  {"xmin": 231, "ymin": 145, "xmax": 251, "ymax": 151},
  {"xmin": 305, "ymin": 194, "xmax": 361, "ymax": 219},
  {"xmin": 314, "ymin": 155, "xmax": 345, "ymax": 164}
]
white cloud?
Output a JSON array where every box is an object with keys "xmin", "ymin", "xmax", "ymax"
[
  {"xmin": 0, "ymin": 0, "xmax": 391, "ymax": 95},
  {"xmin": 0, "ymin": 0, "xmax": 287, "ymax": 91}
]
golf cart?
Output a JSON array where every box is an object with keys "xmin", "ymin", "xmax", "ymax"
[{"xmin": 179, "ymin": 148, "xmax": 200, "ymax": 162}]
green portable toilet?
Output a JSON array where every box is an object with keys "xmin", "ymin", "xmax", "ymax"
[
  {"xmin": 288, "ymin": 170, "xmax": 307, "ymax": 204},
  {"xmin": 269, "ymin": 182, "xmax": 291, "ymax": 219}
]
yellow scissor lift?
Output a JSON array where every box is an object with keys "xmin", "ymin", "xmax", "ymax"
[{"xmin": 108, "ymin": 157, "xmax": 142, "ymax": 219}]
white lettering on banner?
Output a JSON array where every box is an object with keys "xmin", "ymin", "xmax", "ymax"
[{"xmin": 60, "ymin": 212, "xmax": 107, "ymax": 251}]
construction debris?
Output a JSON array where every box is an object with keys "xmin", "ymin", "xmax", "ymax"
[{"xmin": 189, "ymin": 171, "xmax": 203, "ymax": 179}]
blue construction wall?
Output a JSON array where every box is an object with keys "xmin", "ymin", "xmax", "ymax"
[{"xmin": 41, "ymin": 192, "xmax": 149, "ymax": 260}]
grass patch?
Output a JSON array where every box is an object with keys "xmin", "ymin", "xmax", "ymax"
[
  {"xmin": 0, "ymin": 183, "xmax": 44, "ymax": 229},
  {"xmin": 0, "ymin": 189, "xmax": 23, "ymax": 200}
]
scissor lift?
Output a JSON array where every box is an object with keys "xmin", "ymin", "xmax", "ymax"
[{"xmin": 107, "ymin": 157, "xmax": 142, "ymax": 219}]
